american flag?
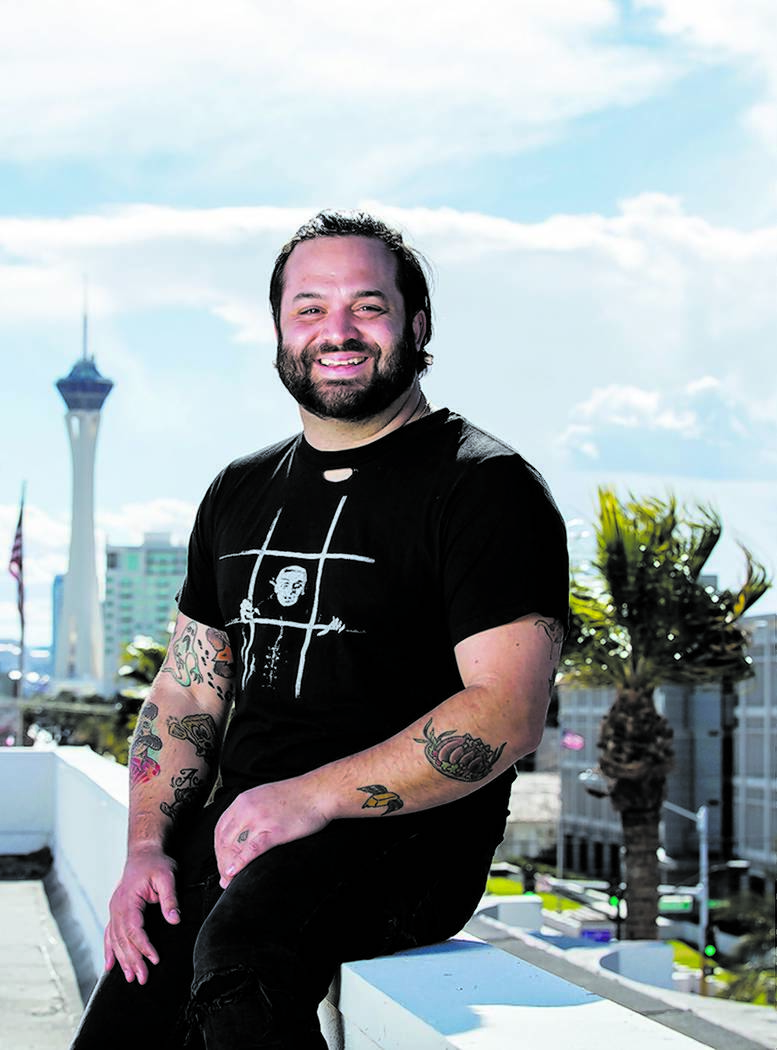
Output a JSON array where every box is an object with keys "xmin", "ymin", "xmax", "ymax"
[{"xmin": 8, "ymin": 491, "xmax": 24, "ymax": 628}]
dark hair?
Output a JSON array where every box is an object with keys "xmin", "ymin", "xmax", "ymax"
[{"xmin": 269, "ymin": 210, "xmax": 434, "ymax": 373}]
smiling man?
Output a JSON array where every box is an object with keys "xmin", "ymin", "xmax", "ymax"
[{"xmin": 71, "ymin": 212, "xmax": 569, "ymax": 1050}]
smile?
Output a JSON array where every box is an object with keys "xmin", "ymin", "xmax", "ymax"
[{"xmin": 318, "ymin": 356, "xmax": 368, "ymax": 367}]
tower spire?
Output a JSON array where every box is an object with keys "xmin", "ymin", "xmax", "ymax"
[{"xmin": 82, "ymin": 277, "xmax": 89, "ymax": 362}]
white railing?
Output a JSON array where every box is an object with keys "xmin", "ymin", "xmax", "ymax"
[{"xmin": 0, "ymin": 747, "xmax": 707, "ymax": 1049}]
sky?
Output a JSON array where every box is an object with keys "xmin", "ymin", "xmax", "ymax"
[{"xmin": 1, "ymin": 0, "xmax": 776, "ymax": 647}]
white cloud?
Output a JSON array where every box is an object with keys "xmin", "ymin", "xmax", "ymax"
[
  {"xmin": 560, "ymin": 377, "xmax": 777, "ymax": 478},
  {"xmin": 638, "ymin": 0, "xmax": 777, "ymax": 151},
  {"xmin": 0, "ymin": 1, "xmax": 673, "ymax": 188}
]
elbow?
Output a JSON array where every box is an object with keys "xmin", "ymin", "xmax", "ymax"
[{"xmin": 511, "ymin": 723, "xmax": 545, "ymax": 762}]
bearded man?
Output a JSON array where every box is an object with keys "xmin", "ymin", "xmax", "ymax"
[{"xmin": 71, "ymin": 211, "xmax": 569, "ymax": 1050}]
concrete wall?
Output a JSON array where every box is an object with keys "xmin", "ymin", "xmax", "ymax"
[{"xmin": 0, "ymin": 746, "xmax": 128, "ymax": 990}]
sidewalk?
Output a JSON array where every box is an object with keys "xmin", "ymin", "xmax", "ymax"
[{"xmin": 0, "ymin": 880, "xmax": 82, "ymax": 1050}]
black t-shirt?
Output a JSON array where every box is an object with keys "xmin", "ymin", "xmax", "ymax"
[{"xmin": 178, "ymin": 408, "xmax": 568, "ymax": 841}]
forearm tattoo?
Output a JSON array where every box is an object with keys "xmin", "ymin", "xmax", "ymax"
[
  {"xmin": 415, "ymin": 719, "xmax": 506, "ymax": 782},
  {"xmin": 203, "ymin": 627, "xmax": 236, "ymax": 704},
  {"xmin": 535, "ymin": 617, "xmax": 564, "ymax": 696},
  {"xmin": 166, "ymin": 712, "xmax": 219, "ymax": 767},
  {"xmin": 129, "ymin": 702, "xmax": 163, "ymax": 785},
  {"xmin": 162, "ymin": 619, "xmax": 236, "ymax": 704},
  {"xmin": 160, "ymin": 768, "xmax": 202, "ymax": 822},
  {"xmin": 357, "ymin": 785, "xmax": 404, "ymax": 814}
]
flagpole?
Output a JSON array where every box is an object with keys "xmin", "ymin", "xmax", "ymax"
[{"xmin": 9, "ymin": 483, "xmax": 25, "ymax": 700}]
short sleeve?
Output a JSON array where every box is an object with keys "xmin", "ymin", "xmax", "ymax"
[
  {"xmin": 176, "ymin": 473, "xmax": 227, "ymax": 629},
  {"xmin": 440, "ymin": 455, "xmax": 569, "ymax": 647}
]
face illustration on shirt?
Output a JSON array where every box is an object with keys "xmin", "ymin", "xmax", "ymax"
[{"xmin": 271, "ymin": 565, "xmax": 308, "ymax": 607}]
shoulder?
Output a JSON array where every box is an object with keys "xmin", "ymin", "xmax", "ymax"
[
  {"xmin": 436, "ymin": 411, "xmax": 560, "ymax": 509},
  {"xmin": 200, "ymin": 435, "xmax": 300, "ymax": 504}
]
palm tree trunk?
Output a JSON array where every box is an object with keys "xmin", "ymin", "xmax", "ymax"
[
  {"xmin": 598, "ymin": 685, "xmax": 674, "ymax": 940},
  {"xmin": 619, "ymin": 804, "xmax": 661, "ymax": 940}
]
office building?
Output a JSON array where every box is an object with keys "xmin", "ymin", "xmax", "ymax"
[{"xmin": 103, "ymin": 533, "xmax": 187, "ymax": 687}]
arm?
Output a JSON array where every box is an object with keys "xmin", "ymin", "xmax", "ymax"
[
  {"xmin": 105, "ymin": 612, "xmax": 234, "ymax": 984},
  {"xmin": 214, "ymin": 612, "xmax": 564, "ymax": 886}
]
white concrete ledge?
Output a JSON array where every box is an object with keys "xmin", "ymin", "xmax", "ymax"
[{"xmin": 323, "ymin": 936, "xmax": 707, "ymax": 1049}]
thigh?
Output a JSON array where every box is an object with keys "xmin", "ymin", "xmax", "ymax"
[{"xmin": 194, "ymin": 814, "xmax": 492, "ymax": 986}]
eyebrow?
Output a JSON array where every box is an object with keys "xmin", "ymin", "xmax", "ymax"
[{"xmin": 291, "ymin": 289, "xmax": 389, "ymax": 303}]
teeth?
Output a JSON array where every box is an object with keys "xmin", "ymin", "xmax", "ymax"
[{"xmin": 319, "ymin": 357, "xmax": 365, "ymax": 366}]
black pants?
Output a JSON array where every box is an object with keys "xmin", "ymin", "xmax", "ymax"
[{"xmin": 70, "ymin": 797, "xmax": 495, "ymax": 1050}]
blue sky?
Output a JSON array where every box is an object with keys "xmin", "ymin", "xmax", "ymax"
[{"xmin": 1, "ymin": 0, "xmax": 775, "ymax": 645}]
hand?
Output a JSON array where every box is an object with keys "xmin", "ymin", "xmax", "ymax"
[
  {"xmin": 104, "ymin": 845, "xmax": 180, "ymax": 985},
  {"xmin": 214, "ymin": 778, "xmax": 330, "ymax": 889}
]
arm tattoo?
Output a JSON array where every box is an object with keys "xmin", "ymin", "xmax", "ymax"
[
  {"xmin": 357, "ymin": 785, "xmax": 404, "ymax": 813},
  {"xmin": 160, "ymin": 768, "xmax": 202, "ymax": 822},
  {"xmin": 535, "ymin": 617, "xmax": 564, "ymax": 697},
  {"xmin": 162, "ymin": 620, "xmax": 203, "ymax": 687},
  {"xmin": 203, "ymin": 628, "xmax": 236, "ymax": 704},
  {"xmin": 166, "ymin": 712, "xmax": 219, "ymax": 767},
  {"xmin": 534, "ymin": 617, "xmax": 564, "ymax": 658},
  {"xmin": 162, "ymin": 621, "xmax": 236, "ymax": 703},
  {"xmin": 415, "ymin": 719, "xmax": 505, "ymax": 782},
  {"xmin": 129, "ymin": 701, "xmax": 163, "ymax": 785}
]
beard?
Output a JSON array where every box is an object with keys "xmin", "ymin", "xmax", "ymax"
[{"xmin": 276, "ymin": 325, "xmax": 419, "ymax": 421}]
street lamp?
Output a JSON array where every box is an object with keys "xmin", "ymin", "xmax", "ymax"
[{"xmin": 663, "ymin": 800, "xmax": 711, "ymax": 992}]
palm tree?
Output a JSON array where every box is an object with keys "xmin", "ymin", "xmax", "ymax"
[
  {"xmin": 561, "ymin": 489, "xmax": 769, "ymax": 940},
  {"xmin": 117, "ymin": 634, "xmax": 168, "ymax": 701}
]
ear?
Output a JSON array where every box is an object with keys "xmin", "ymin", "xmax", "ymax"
[{"xmin": 411, "ymin": 310, "xmax": 427, "ymax": 351}]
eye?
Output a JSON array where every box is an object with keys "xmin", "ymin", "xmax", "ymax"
[
  {"xmin": 298, "ymin": 306, "xmax": 323, "ymax": 316},
  {"xmin": 356, "ymin": 303, "xmax": 384, "ymax": 313}
]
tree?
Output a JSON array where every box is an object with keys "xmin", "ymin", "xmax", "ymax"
[
  {"xmin": 561, "ymin": 489, "xmax": 769, "ymax": 940},
  {"xmin": 117, "ymin": 634, "xmax": 168, "ymax": 701}
]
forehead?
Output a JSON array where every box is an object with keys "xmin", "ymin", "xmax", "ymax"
[{"xmin": 281, "ymin": 236, "xmax": 400, "ymax": 301}]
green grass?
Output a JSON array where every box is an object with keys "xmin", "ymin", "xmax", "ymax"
[
  {"xmin": 485, "ymin": 876, "xmax": 524, "ymax": 896},
  {"xmin": 485, "ymin": 877, "xmax": 588, "ymax": 913}
]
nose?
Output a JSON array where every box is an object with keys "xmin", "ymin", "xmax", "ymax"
[{"xmin": 319, "ymin": 305, "xmax": 360, "ymax": 345}]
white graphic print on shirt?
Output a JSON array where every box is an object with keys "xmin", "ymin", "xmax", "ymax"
[{"xmin": 222, "ymin": 496, "xmax": 374, "ymax": 698}]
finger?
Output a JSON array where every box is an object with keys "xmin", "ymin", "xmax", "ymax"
[
  {"xmin": 125, "ymin": 922, "xmax": 160, "ymax": 968},
  {"xmin": 152, "ymin": 871, "xmax": 181, "ymax": 925},
  {"xmin": 104, "ymin": 923, "xmax": 116, "ymax": 972},
  {"xmin": 113, "ymin": 928, "xmax": 150, "ymax": 984}
]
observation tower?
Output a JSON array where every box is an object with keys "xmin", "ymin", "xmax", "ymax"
[{"xmin": 53, "ymin": 315, "xmax": 113, "ymax": 691}]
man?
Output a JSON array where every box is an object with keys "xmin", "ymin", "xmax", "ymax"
[{"xmin": 72, "ymin": 211, "xmax": 568, "ymax": 1050}]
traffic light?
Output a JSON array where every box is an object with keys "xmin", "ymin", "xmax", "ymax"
[
  {"xmin": 703, "ymin": 925, "xmax": 717, "ymax": 960},
  {"xmin": 608, "ymin": 881, "xmax": 626, "ymax": 908}
]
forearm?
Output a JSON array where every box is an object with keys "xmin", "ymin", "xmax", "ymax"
[
  {"xmin": 127, "ymin": 676, "xmax": 223, "ymax": 852},
  {"xmin": 302, "ymin": 678, "xmax": 542, "ymax": 822}
]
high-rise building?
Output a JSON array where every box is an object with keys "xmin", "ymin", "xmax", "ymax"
[
  {"xmin": 103, "ymin": 533, "xmax": 187, "ymax": 687},
  {"xmin": 53, "ymin": 331, "xmax": 113, "ymax": 692},
  {"xmin": 734, "ymin": 613, "xmax": 777, "ymax": 891}
]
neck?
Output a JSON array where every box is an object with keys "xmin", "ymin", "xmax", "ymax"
[{"xmin": 299, "ymin": 380, "xmax": 431, "ymax": 452}]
